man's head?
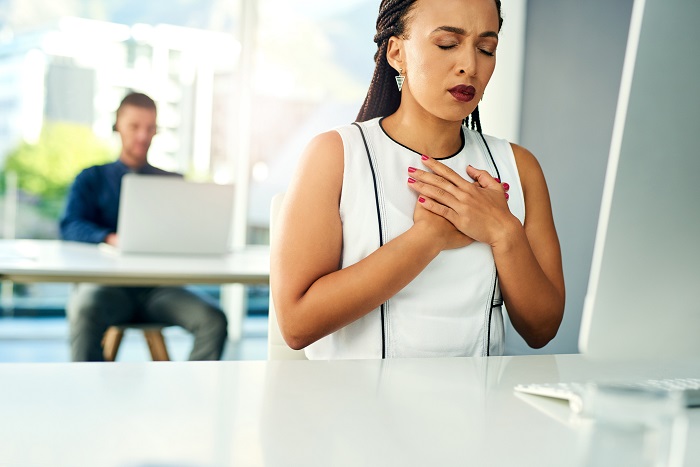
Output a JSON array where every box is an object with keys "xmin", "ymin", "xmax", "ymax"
[{"xmin": 113, "ymin": 92, "xmax": 157, "ymax": 169}]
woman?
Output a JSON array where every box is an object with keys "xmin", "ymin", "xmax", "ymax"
[{"xmin": 271, "ymin": 0, "xmax": 565, "ymax": 359}]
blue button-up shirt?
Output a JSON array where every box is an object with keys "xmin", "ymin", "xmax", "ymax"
[{"xmin": 60, "ymin": 160, "xmax": 181, "ymax": 244}]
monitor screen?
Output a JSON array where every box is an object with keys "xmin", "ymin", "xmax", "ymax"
[{"xmin": 578, "ymin": 0, "xmax": 700, "ymax": 359}]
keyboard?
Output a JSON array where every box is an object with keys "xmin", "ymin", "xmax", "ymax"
[{"xmin": 514, "ymin": 378, "xmax": 700, "ymax": 413}]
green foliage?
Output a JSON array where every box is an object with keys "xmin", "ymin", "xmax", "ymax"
[{"xmin": 2, "ymin": 123, "xmax": 114, "ymax": 217}]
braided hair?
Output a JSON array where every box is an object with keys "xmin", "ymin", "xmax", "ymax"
[{"xmin": 356, "ymin": 0, "xmax": 503, "ymax": 134}]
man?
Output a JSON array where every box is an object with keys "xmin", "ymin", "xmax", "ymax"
[{"xmin": 60, "ymin": 92, "xmax": 228, "ymax": 361}]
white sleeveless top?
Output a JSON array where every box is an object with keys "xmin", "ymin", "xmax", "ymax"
[{"xmin": 305, "ymin": 117, "xmax": 525, "ymax": 360}]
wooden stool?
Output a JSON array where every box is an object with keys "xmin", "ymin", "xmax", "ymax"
[{"xmin": 102, "ymin": 324, "xmax": 170, "ymax": 361}]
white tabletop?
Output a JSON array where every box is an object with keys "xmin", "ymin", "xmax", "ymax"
[
  {"xmin": 0, "ymin": 354, "xmax": 697, "ymax": 466},
  {"xmin": 0, "ymin": 239, "xmax": 269, "ymax": 285}
]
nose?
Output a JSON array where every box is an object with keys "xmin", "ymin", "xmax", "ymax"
[
  {"xmin": 135, "ymin": 128, "xmax": 152, "ymax": 143},
  {"xmin": 458, "ymin": 48, "xmax": 478, "ymax": 77}
]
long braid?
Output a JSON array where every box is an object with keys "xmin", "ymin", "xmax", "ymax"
[
  {"xmin": 357, "ymin": 0, "xmax": 503, "ymax": 134},
  {"xmin": 466, "ymin": 105, "xmax": 483, "ymax": 133},
  {"xmin": 357, "ymin": 0, "xmax": 417, "ymax": 122}
]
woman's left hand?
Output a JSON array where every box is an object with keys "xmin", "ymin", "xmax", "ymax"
[{"xmin": 407, "ymin": 155, "xmax": 514, "ymax": 246}]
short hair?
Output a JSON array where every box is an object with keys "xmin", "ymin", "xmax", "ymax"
[
  {"xmin": 118, "ymin": 92, "xmax": 156, "ymax": 113},
  {"xmin": 113, "ymin": 92, "xmax": 157, "ymax": 131}
]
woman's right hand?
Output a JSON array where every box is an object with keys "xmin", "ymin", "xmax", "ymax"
[{"xmin": 412, "ymin": 198, "xmax": 474, "ymax": 250}]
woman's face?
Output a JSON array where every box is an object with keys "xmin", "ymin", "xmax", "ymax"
[{"xmin": 395, "ymin": 0, "xmax": 500, "ymax": 122}]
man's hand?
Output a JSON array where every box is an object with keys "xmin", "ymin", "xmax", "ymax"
[{"xmin": 104, "ymin": 233, "xmax": 119, "ymax": 246}]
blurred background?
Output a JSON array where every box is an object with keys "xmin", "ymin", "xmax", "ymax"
[
  {"xmin": 0, "ymin": 0, "xmax": 636, "ymax": 359},
  {"xmin": 0, "ymin": 0, "xmax": 378, "ymax": 329}
]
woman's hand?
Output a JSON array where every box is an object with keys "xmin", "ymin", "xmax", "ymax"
[
  {"xmin": 407, "ymin": 156, "xmax": 515, "ymax": 246},
  {"xmin": 412, "ymin": 198, "xmax": 475, "ymax": 250}
]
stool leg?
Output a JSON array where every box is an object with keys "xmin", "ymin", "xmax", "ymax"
[
  {"xmin": 144, "ymin": 329, "xmax": 170, "ymax": 361},
  {"xmin": 102, "ymin": 327, "xmax": 124, "ymax": 362}
]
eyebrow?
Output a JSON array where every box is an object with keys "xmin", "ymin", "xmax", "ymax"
[{"xmin": 431, "ymin": 26, "xmax": 499, "ymax": 39}]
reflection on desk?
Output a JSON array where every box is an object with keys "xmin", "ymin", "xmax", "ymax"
[{"xmin": 0, "ymin": 354, "xmax": 697, "ymax": 467}]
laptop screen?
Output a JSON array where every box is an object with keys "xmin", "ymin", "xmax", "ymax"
[{"xmin": 117, "ymin": 174, "xmax": 235, "ymax": 256}]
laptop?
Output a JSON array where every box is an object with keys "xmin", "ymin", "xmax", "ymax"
[
  {"xmin": 515, "ymin": 0, "xmax": 700, "ymax": 409},
  {"xmin": 116, "ymin": 174, "xmax": 235, "ymax": 255}
]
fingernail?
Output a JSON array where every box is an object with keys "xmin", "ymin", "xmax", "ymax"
[
  {"xmin": 495, "ymin": 178, "xmax": 501, "ymax": 183},
  {"xmin": 408, "ymin": 167, "xmax": 417, "ymax": 173},
  {"xmin": 502, "ymin": 182, "xmax": 510, "ymax": 191},
  {"xmin": 408, "ymin": 177, "xmax": 416, "ymax": 184},
  {"xmin": 421, "ymin": 155, "xmax": 429, "ymax": 161},
  {"xmin": 418, "ymin": 196, "xmax": 426, "ymax": 203},
  {"xmin": 505, "ymin": 193, "xmax": 510, "ymax": 200}
]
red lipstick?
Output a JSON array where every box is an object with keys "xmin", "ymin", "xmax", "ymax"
[{"xmin": 449, "ymin": 85, "xmax": 476, "ymax": 103}]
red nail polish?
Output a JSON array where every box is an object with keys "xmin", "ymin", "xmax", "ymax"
[
  {"xmin": 408, "ymin": 177, "xmax": 416, "ymax": 183},
  {"xmin": 421, "ymin": 155, "xmax": 429, "ymax": 161},
  {"xmin": 502, "ymin": 182, "xmax": 510, "ymax": 191},
  {"xmin": 494, "ymin": 178, "xmax": 501, "ymax": 183},
  {"xmin": 408, "ymin": 167, "xmax": 417, "ymax": 173},
  {"xmin": 418, "ymin": 196, "xmax": 426, "ymax": 203},
  {"xmin": 505, "ymin": 193, "xmax": 510, "ymax": 200}
]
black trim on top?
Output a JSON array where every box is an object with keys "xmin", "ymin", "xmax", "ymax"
[
  {"xmin": 486, "ymin": 276, "xmax": 497, "ymax": 357},
  {"xmin": 475, "ymin": 131, "xmax": 501, "ymax": 356},
  {"xmin": 352, "ymin": 122, "xmax": 387, "ymax": 359},
  {"xmin": 477, "ymin": 132, "xmax": 501, "ymax": 182},
  {"xmin": 378, "ymin": 117, "xmax": 465, "ymax": 160}
]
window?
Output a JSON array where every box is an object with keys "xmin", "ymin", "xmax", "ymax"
[{"xmin": 0, "ymin": 0, "xmax": 379, "ymax": 318}]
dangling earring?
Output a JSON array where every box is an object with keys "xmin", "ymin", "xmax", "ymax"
[{"xmin": 395, "ymin": 68, "xmax": 405, "ymax": 92}]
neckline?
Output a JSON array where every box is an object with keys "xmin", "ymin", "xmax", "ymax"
[{"xmin": 377, "ymin": 117, "xmax": 466, "ymax": 160}]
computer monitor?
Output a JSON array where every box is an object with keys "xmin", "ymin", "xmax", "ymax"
[{"xmin": 578, "ymin": 0, "xmax": 700, "ymax": 359}]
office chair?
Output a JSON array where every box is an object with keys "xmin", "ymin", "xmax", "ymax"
[
  {"xmin": 267, "ymin": 193, "xmax": 307, "ymax": 361},
  {"xmin": 102, "ymin": 323, "xmax": 170, "ymax": 361}
]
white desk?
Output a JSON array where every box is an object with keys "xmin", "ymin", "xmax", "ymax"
[
  {"xmin": 0, "ymin": 239, "xmax": 269, "ymax": 286},
  {"xmin": 0, "ymin": 354, "xmax": 697, "ymax": 466},
  {"xmin": 0, "ymin": 239, "xmax": 269, "ymax": 340}
]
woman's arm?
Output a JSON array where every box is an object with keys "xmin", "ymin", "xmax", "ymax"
[
  {"xmin": 271, "ymin": 131, "xmax": 471, "ymax": 350},
  {"xmin": 406, "ymin": 146, "xmax": 565, "ymax": 348},
  {"xmin": 491, "ymin": 144, "xmax": 565, "ymax": 348}
]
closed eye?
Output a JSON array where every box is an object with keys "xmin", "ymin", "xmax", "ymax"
[{"xmin": 479, "ymin": 49, "xmax": 495, "ymax": 57}]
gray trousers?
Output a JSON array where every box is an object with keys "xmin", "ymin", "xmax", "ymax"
[{"xmin": 67, "ymin": 284, "xmax": 228, "ymax": 361}]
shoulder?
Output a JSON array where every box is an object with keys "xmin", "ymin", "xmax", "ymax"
[
  {"xmin": 469, "ymin": 132, "xmax": 517, "ymax": 163},
  {"xmin": 142, "ymin": 164, "xmax": 181, "ymax": 177},
  {"xmin": 294, "ymin": 119, "xmax": 384, "ymax": 194},
  {"xmin": 81, "ymin": 161, "xmax": 113, "ymax": 173},
  {"xmin": 298, "ymin": 130, "xmax": 344, "ymax": 180},
  {"xmin": 509, "ymin": 143, "xmax": 552, "ymax": 205},
  {"xmin": 306, "ymin": 129, "xmax": 344, "ymax": 153},
  {"xmin": 510, "ymin": 143, "xmax": 545, "ymax": 183},
  {"xmin": 470, "ymin": 131, "xmax": 514, "ymax": 163},
  {"xmin": 468, "ymin": 132, "xmax": 541, "ymax": 174},
  {"xmin": 283, "ymin": 129, "xmax": 346, "ymax": 213},
  {"xmin": 510, "ymin": 143, "xmax": 540, "ymax": 169},
  {"xmin": 74, "ymin": 162, "xmax": 113, "ymax": 183}
]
